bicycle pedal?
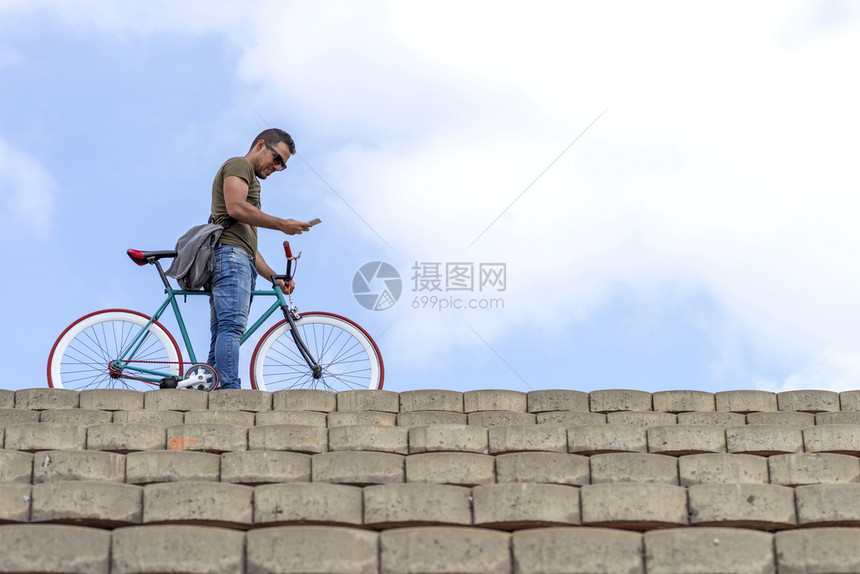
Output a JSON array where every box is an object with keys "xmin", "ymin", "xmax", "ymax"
[{"xmin": 159, "ymin": 376, "xmax": 181, "ymax": 389}]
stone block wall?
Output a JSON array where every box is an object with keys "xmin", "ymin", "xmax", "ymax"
[{"xmin": 0, "ymin": 387, "xmax": 859, "ymax": 572}]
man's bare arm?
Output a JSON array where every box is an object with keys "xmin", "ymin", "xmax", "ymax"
[{"xmin": 224, "ymin": 175, "xmax": 311, "ymax": 235}]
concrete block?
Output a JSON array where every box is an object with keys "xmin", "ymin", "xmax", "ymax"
[
  {"xmin": 495, "ymin": 452, "xmax": 590, "ymax": 486},
  {"xmin": 647, "ymin": 425, "xmax": 727, "ymax": 456},
  {"xmin": 513, "ymin": 527, "xmax": 644, "ymax": 574},
  {"xmin": 568, "ymin": 425, "xmax": 647, "ymax": 454},
  {"xmin": 473, "ymin": 483, "xmax": 580, "ymax": 529},
  {"xmin": 0, "ymin": 524, "xmax": 110, "ymax": 574},
  {"xmin": 272, "ymin": 388, "xmax": 337, "ymax": 412},
  {"xmin": 816, "ymin": 411, "xmax": 860, "ymax": 425},
  {"xmin": 142, "ymin": 481, "xmax": 253, "ymax": 528},
  {"xmin": 86, "ymin": 423, "xmax": 165, "ymax": 453},
  {"xmin": 488, "ymin": 425, "xmax": 566, "ymax": 454},
  {"xmin": 328, "ymin": 410, "xmax": 397, "ymax": 427},
  {"xmin": 0, "ymin": 408, "xmax": 40, "ymax": 425},
  {"xmin": 254, "ymin": 482, "xmax": 363, "ymax": 526},
  {"xmin": 408, "ymin": 424, "xmax": 488, "ymax": 454},
  {"xmin": 399, "ymin": 389, "xmax": 464, "ymax": 412},
  {"xmin": 677, "ymin": 411, "xmax": 746, "ymax": 426},
  {"xmin": 207, "ymin": 388, "xmax": 272, "ymax": 412},
  {"xmin": 653, "ymin": 390, "xmax": 715, "ymax": 413},
  {"xmin": 768, "ymin": 453, "xmax": 860, "ymax": 486},
  {"xmin": 112, "ymin": 409, "xmax": 184, "ymax": 426},
  {"xmin": 688, "ymin": 484, "xmax": 796, "ymax": 530},
  {"xmin": 248, "ymin": 424, "xmax": 327, "ymax": 453},
  {"xmin": 337, "ymin": 389, "xmax": 399, "ymax": 413},
  {"xmin": 796, "ymin": 484, "xmax": 860, "ymax": 526},
  {"xmin": 143, "ymin": 389, "xmax": 208, "ymax": 411},
  {"xmin": 329, "ymin": 424, "xmax": 408, "ymax": 454},
  {"xmin": 840, "ymin": 390, "xmax": 860, "ymax": 411},
  {"xmin": 589, "ymin": 389, "xmax": 652, "ymax": 413},
  {"xmin": 679, "ymin": 453, "xmax": 769, "ymax": 486},
  {"xmin": 778, "ymin": 389, "xmax": 839, "ymax": 413},
  {"xmin": 380, "ymin": 526, "xmax": 510, "ymax": 574},
  {"xmin": 221, "ymin": 450, "xmax": 311, "ymax": 485},
  {"xmin": 33, "ymin": 450, "xmax": 125, "ymax": 483},
  {"xmin": 312, "ymin": 451, "xmax": 405, "ymax": 485},
  {"xmin": 79, "ymin": 389, "xmax": 143, "ymax": 411},
  {"xmin": 746, "ymin": 411, "xmax": 815, "ymax": 428},
  {"xmin": 527, "ymin": 390, "xmax": 589, "ymax": 413},
  {"xmin": 255, "ymin": 409, "xmax": 328, "ymax": 427},
  {"xmin": 406, "ymin": 452, "xmax": 495, "ymax": 486},
  {"xmin": 464, "ymin": 389, "xmax": 527, "ymax": 413},
  {"xmin": 590, "ymin": 453, "xmax": 679, "ymax": 485},
  {"xmin": 775, "ymin": 527, "xmax": 860, "ymax": 574},
  {"xmin": 580, "ymin": 483, "xmax": 688, "ymax": 530},
  {"xmin": 31, "ymin": 481, "xmax": 142, "ymax": 527},
  {"xmin": 166, "ymin": 423, "xmax": 247, "ymax": 453},
  {"xmin": 40, "ymin": 408, "xmax": 112, "ymax": 425},
  {"xmin": 364, "ymin": 483, "xmax": 472, "ymax": 528},
  {"xmin": 0, "ymin": 389, "xmax": 13, "ymax": 408},
  {"xmin": 468, "ymin": 411, "xmax": 536, "ymax": 427},
  {"xmin": 804, "ymin": 424, "xmax": 860, "ymax": 455},
  {"xmin": 111, "ymin": 525, "xmax": 245, "ymax": 574},
  {"xmin": 644, "ymin": 527, "xmax": 774, "ymax": 574},
  {"xmin": 5, "ymin": 423, "xmax": 86, "ymax": 452},
  {"xmin": 0, "ymin": 450, "xmax": 33, "ymax": 483},
  {"xmin": 716, "ymin": 390, "xmax": 777, "ymax": 413},
  {"xmin": 248, "ymin": 526, "xmax": 378, "ymax": 574},
  {"xmin": 607, "ymin": 411, "xmax": 677, "ymax": 427},
  {"xmin": 536, "ymin": 411, "xmax": 606, "ymax": 426},
  {"xmin": 0, "ymin": 483, "xmax": 31, "ymax": 522},
  {"xmin": 15, "ymin": 388, "xmax": 79, "ymax": 410},
  {"xmin": 183, "ymin": 409, "xmax": 255, "ymax": 426},
  {"xmin": 726, "ymin": 425, "xmax": 803, "ymax": 455},
  {"xmin": 125, "ymin": 451, "xmax": 221, "ymax": 484},
  {"xmin": 397, "ymin": 411, "xmax": 468, "ymax": 427}
]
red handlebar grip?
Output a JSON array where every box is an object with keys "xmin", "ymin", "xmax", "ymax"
[{"xmin": 283, "ymin": 241, "xmax": 292, "ymax": 258}]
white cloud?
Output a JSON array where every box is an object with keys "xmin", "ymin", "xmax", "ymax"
[
  {"xmin": 0, "ymin": 137, "xmax": 55, "ymax": 237},
  {"xmin": 758, "ymin": 348, "xmax": 860, "ymax": 393}
]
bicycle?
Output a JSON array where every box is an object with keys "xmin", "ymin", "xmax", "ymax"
[{"xmin": 47, "ymin": 241, "xmax": 384, "ymax": 392}]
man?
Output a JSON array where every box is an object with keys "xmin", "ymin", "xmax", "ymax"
[{"xmin": 208, "ymin": 128, "xmax": 311, "ymax": 389}]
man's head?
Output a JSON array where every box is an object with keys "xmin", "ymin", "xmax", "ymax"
[{"xmin": 248, "ymin": 128, "xmax": 296, "ymax": 179}]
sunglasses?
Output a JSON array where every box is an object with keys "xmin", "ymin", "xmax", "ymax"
[{"xmin": 265, "ymin": 143, "xmax": 288, "ymax": 170}]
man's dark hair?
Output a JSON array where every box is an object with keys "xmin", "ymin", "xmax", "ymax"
[{"xmin": 251, "ymin": 128, "xmax": 296, "ymax": 155}]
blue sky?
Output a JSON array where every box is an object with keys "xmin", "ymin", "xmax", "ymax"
[{"xmin": 2, "ymin": 1, "xmax": 859, "ymax": 394}]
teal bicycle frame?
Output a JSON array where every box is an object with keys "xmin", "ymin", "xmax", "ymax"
[{"xmin": 112, "ymin": 256, "xmax": 302, "ymax": 384}]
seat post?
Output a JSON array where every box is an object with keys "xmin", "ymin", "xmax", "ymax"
[{"xmin": 153, "ymin": 260, "xmax": 172, "ymax": 290}]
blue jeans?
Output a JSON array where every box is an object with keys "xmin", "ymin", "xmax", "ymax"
[{"xmin": 208, "ymin": 244, "xmax": 256, "ymax": 389}]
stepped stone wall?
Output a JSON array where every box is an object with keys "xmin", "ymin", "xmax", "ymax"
[{"xmin": 0, "ymin": 387, "xmax": 859, "ymax": 573}]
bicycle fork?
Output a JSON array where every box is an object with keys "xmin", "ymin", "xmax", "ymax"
[{"xmin": 282, "ymin": 307, "xmax": 324, "ymax": 380}]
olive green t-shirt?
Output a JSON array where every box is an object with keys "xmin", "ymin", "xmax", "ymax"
[{"xmin": 210, "ymin": 157, "xmax": 261, "ymax": 257}]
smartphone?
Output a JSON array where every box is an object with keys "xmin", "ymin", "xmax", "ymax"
[{"xmin": 308, "ymin": 218, "xmax": 322, "ymax": 226}]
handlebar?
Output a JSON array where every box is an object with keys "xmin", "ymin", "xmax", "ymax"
[{"xmin": 284, "ymin": 241, "xmax": 293, "ymax": 278}]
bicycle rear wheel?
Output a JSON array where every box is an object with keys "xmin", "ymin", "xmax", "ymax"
[
  {"xmin": 250, "ymin": 311, "xmax": 384, "ymax": 392},
  {"xmin": 47, "ymin": 309, "xmax": 183, "ymax": 391}
]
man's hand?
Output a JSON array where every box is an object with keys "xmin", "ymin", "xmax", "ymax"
[
  {"xmin": 275, "ymin": 278, "xmax": 295, "ymax": 295},
  {"xmin": 280, "ymin": 219, "xmax": 312, "ymax": 235}
]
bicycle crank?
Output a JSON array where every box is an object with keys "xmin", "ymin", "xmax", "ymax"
[{"xmin": 178, "ymin": 364, "xmax": 219, "ymax": 392}]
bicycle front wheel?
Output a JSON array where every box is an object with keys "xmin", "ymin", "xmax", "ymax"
[
  {"xmin": 47, "ymin": 309, "xmax": 183, "ymax": 391},
  {"xmin": 250, "ymin": 311, "xmax": 384, "ymax": 392}
]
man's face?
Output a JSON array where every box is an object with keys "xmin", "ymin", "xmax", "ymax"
[{"xmin": 256, "ymin": 140, "xmax": 291, "ymax": 179}]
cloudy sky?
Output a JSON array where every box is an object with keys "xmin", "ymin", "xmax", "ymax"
[{"xmin": 1, "ymin": 1, "xmax": 858, "ymax": 394}]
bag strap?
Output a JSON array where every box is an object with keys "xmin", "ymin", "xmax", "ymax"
[{"xmin": 209, "ymin": 215, "xmax": 238, "ymax": 229}]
